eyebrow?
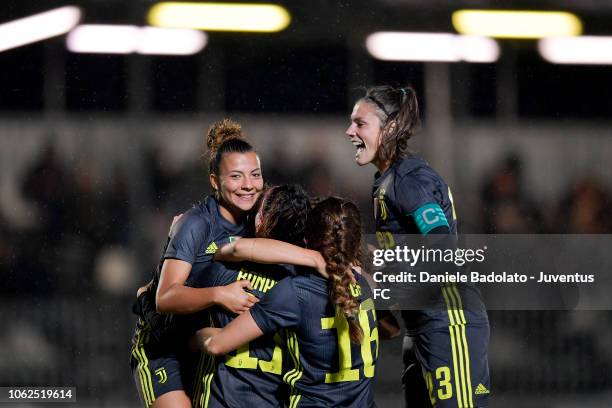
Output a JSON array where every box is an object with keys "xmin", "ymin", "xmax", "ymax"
[{"xmin": 229, "ymin": 168, "xmax": 261, "ymax": 174}]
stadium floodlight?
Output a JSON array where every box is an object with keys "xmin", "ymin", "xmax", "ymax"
[
  {"xmin": 452, "ymin": 10, "xmax": 582, "ymax": 39},
  {"xmin": 138, "ymin": 27, "xmax": 207, "ymax": 55},
  {"xmin": 0, "ymin": 6, "xmax": 81, "ymax": 52},
  {"xmin": 66, "ymin": 25, "xmax": 207, "ymax": 55},
  {"xmin": 539, "ymin": 36, "xmax": 612, "ymax": 65},
  {"xmin": 366, "ymin": 32, "xmax": 499, "ymax": 63},
  {"xmin": 67, "ymin": 25, "xmax": 140, "ymax": 54},
  {"xmin": 147, "ymin": 2, "xmax": 291, "ymax": 32}
]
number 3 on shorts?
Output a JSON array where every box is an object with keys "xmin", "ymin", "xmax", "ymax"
[{"xmin": 425, "ymin": 366, "xmax": 453, "ymax": 405}]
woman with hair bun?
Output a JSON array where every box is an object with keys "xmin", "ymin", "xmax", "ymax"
[
  {"xmin": 198, "ymin": 197, "xmax": 385, "ymax": 408},
  {"xmin": 130, "ymin": 119, "xmax": 264, "ymax": 408}
]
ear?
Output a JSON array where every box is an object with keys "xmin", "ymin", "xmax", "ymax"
[
  {"xmin": 210, "ymin": 173, "xmax": 219, "ymax": 193},
  {"xmin": 378, "ymin": 120, "xmax": 396, "ymax": 146}
]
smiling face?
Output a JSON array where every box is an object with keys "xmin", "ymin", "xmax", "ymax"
[
  {"xmin": 210, "ymin": 151, "xmax": 263, "ymax": 224},
  {"xmin": 345, "ymin": 101, "xmax": 384, "ymax": 169}
]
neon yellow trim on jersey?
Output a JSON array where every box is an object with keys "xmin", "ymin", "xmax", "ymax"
[
  {"xmin": 449, "ymin": 285, "xmax": 474, "ymax": 407},
  {"xmin": 283, "ymin": 331, "xmax": 303, "ymax": 387},
  {"xmin": 442, "ymin": 285, "xmax": 464, "ymax": 408},
  {"xmin": 442, "ymin": 284, "xmax": 475, "ymax": 408},
  {"xmin": 193, "ymin": 313, "xmax": 216, "ymax": 408},
  {"xmin": 136, "ymin": 327, "xmax": 155, "ymax": 407},
  {"xmin": 289, "ymin": 389, "xmax": 302, "ymax": 408},
  {"xmin": 132, "ymin": 347, "xmax": 153, "ymax": 407},
  {"xmin": 192, "ymin": 352, "xmax": 205, "ymax": 406}
]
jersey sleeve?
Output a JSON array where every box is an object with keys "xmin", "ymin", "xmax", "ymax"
[
  {"xmin": 164, "ymin": 211, "xmax": 210, "ymax": 264},
  {"xmin": 396, "ymin": 174, "xmax": 450, "ymax": 235},
  {"xmin": 249, "ymin": 277, "xmax": 301, "ymax": 334}
]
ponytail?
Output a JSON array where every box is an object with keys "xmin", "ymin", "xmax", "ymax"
[{"xmin": 306, "ymin": 197, "xmax": 364, "ymax": 343}]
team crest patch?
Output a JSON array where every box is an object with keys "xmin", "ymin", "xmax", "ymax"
[{"xmin": 154, "ymin": 367, "xmax": 168, "ymax": 384}]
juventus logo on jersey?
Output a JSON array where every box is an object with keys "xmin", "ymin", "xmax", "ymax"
[
  {"xmin": 374, "ymin": 188, "xmax": 389, "ymax": 221},
  {"xmin": 154, "ymin": 367, "xmax": 168, "ymax": 384}
]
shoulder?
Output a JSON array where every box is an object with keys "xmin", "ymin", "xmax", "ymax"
[
  {"xmin": 394, "ymin": 157, "xmax": 446, "ymax": 200},
  {"xmin": 250, "ymin": 277, "xmax": 301, "ymax": 332},
  {"xmin": 352, "ymin": 273, "xmax": 374, "ymax": 301},
  {"xmin": 171, "ymin": 208, "xmax": 211, "ymax": 238},
  {"xmin": 172, "ymin": 197, "xmax": 220, "ymax": 234}
]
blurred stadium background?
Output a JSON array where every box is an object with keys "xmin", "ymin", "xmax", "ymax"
[{"xmin": 1, "ymin": 0, "xmax": 612, "ymax": 406}]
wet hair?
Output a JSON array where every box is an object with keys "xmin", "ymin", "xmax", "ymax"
[
  {"xmin": 255, "ymin": 184, "xmax": 310, "ymax": 247},
  {"xmin": 359, "ymin": 85, "xmax": 420, "ymax": 166},
  {"xmin": 305, "ymin": 197, "xmax": 364, "ymax": 343},
  {"xmin": 206, "ymin": 118, "xmax": 255, "ymax": 175}
]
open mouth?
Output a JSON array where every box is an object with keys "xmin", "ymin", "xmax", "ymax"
[{"xmin": 352, "ymin": 139, "xmax": 366, "ymax": 157}]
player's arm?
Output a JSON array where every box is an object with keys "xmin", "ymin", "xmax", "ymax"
[
  {"xmin": 197, "ymin": 311, "xmax": 264, "ymax": 356},
  {"xmin": 199, "ymin": 277, "xmax": 301, "ymax": 355},
  {"xmin": 215, "ymin": 238, "xmax": 328, "ymax": 278},
  {"xmin": 156, "ymin": 259, "xmax": 258, "ymax": 314}
]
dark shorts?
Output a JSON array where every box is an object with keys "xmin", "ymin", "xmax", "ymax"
[
  {"xmin": 413, "ymin": 324, "xmax": 490, "ymax": 408},
  {"xmin": 402, "ymin": 335, "xmax": 432, "ymax": 408},
  {"xmin": 130, "ymin": 346, "xmax": 199, "ymax": 407}
]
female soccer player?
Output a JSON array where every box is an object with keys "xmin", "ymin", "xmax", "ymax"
[
  {"xmin": 198, "ymin": 197, "xmax": 382, "ymax": 408},
  {"xmin": 131, "ymin": 119, "xmax": 264, "ymax": 408},
  {"xmin": 187, "ymin": 184, "xmax": 312, "ymax": 408},
  {"xmin": 345, "ymin": 85, "xmax": 490, "ymax": 408}
]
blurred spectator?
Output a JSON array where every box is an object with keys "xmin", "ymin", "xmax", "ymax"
[
  {"xmin": 21, "ymin": 142, "xmax": 72, "ymax": 239},
  {"xmin": 17, "ymin": 142, "xmax": 75, "ymax": 294},
  {"xmin": 262, "ymin": 145, "xmax": 299, "ymax": 186},
  {"xmin": 480, "ymin": 153, "xmax": 542, "ymax": 233},
  {"xmin": 555, "ymin": 177, "xmax": 612, "ymax": 233},
  {"xmin": 145, "ymin": 144, "xmax": 206, "ymax": 213}
]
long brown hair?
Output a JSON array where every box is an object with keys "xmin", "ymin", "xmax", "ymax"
[
  {"xmin": 359, "ymin": 85, "xmax": 420, "ymax": 167},
  {"xmin": 305, "ymin": 197, "xmax": 364, "ymax": 343}
]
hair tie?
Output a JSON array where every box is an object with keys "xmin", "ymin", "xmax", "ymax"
[{"xmin": 399, "ymin": 88, "xmax": 407, "ymax": 96}]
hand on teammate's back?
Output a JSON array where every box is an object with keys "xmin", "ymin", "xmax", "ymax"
[{"xmin": 216, "ymin": 280, "xmax": 259, "ymax": 314}]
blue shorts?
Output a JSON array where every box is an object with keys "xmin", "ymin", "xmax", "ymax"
[
  {"xmin": 130, "ymin": 348, "xmax": 199, "ymax": 407},
  {"xmin": 413, "ymin": 324, "xmax": 490, "ymax": 408},
  {"xmin": 130, "ymin": 321, "xmax": 200, "ymax": 407}
]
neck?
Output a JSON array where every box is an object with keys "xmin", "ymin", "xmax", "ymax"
[
  {"xmin": 218, "ymin": 203, "xmax": 243, "ymax": 225},
  {"xmin": 374, "ymin": 158, "xmax": 390, "ymax": 173}
]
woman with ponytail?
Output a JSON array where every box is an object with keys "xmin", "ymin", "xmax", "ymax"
[
  {"xmin": 130, "ymin": 119, "xmax": 264, "ymax": 408},
  {"xmin": 346, "ymin": 85, "xmax": 490, "ymax": 408},
  {"xmin": 197, "ymin": 197, "xmax": 389, "ymax": 407}
]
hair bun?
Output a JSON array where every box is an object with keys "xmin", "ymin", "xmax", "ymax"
[{"xmin": 206, "ymin": 118, "xmax": 245, "ymax": 154}]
